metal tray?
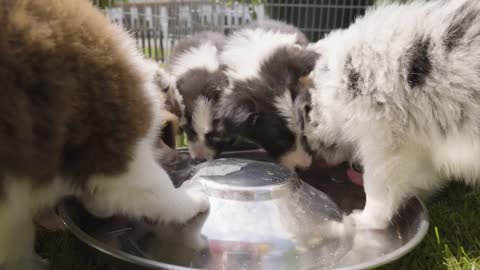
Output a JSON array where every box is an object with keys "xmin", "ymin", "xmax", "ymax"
[{"xmin": 57, "ymin": 150, "xmax": 429, "ymax": 270}]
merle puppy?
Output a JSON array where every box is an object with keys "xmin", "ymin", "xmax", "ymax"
[
  {"xmin": 302, "ymin": 0, "xmax": 480, "ymax": 229},
  {"xmin": 0, "ymin": 1, "xmax": 208, "ymax": 269},
  {"xmin": 168, "ymin": 31, "xmax": 231, "ymax": 161},
  {"xmin": 217, "ymin": 20, "xmax": 319, "ymax": 171}
]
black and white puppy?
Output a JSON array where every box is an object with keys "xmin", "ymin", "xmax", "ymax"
[
  {"xmin": 168, "ymin": 31, "xmax": 231, "ymax": 161},
  {"xmin": 302, "ymin": 0, "xmax": 480, "ymax": 229},
  {"xmin": 217, "ymin": 20, "xmax": 319, "ymax": 171}
]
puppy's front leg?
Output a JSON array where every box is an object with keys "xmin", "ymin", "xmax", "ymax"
[
  {"xmin": 349, "ymin": 150, "xmax": 434, "ymax": 230},
  {"xmin": 84, "ymin": 142, "xmax": 209, "ymax": 224}
]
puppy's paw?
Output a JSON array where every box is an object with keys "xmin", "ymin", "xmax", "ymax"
[
  {"xmin": 184, "ymin": 233, "xmax": 209, "ymax": 251},
  {"xmin": 82, "ymin": 201, "xmax": 114, "ymax": 219},
  {"xmin": 180, "ymin": 180, "xmax": 210, "ymax": 213},
  {"xmin": 168, "ymin": 181, "xmax": 210, "ymax": 224},
  {"xmin": 345, "ymin": 210, "xmax": 390, "ymax": 230}
]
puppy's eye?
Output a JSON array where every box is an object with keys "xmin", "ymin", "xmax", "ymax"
[
  {"xmin": 205, "ymin": 132, "xmax": 225, "ymax": 144},
  {"xmin": 304, "ymin": 104, "xmax": 311, "ymax": 116},
  {"xmin": 320, "ymin": 141, "xmax": 336, "ymax": 151},
  {"xmin": 183, "ymin": 126, "xmax": 196, "ymax": 138},
  {"xmin": 206, "ymin": 131, "xmax": 218, "ymax": 139}
]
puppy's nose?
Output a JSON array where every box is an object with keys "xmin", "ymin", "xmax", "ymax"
[
  {"xmin": 193, "ymin": 156, "xmax": 207, "ymax": 162},
  {"xmin": 351, "ymin": 162, "xmax": 364, "ymax": 173},
  {"xmin": 294, "ymin": 165, "xmax": 309, "ymax": 173}
]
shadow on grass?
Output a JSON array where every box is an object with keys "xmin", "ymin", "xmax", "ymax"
[{"xmin": 380, "ymin": 183, "xmax": 480, "ymax": 270}]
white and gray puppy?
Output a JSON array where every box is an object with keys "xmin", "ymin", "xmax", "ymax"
[
  {"xmin": 168, "ymin": 31, "xmax": 231, "ymax": 161},
  {"xmin": 300, "ymin": 0, "xmax": 480, "ymax": 229},
  {"xmin": 217, "ymin": 20, "xmax": 319, "ymax": 171}
]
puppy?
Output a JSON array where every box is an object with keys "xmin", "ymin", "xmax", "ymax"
[
  {"xmin": 244, "ymin": 19, "xmax": 310, "ymax": 46},
  {"xmin": 303, "ymin": 0, "xmax": 480, "ymax": 229},
  {"xmin": 168, "ymin": 31, "xmax": 231, "ymax": 161},
  {"xmin": 217, "ymin": 20, "xmax": 319, "ymax": 171},
  {"xmin": 153, "ymin": 65, "xmax": 183, "ymax": 149},
  {"xmin": 0, "ymin": 1, "xmax": 208, "ymax": 269}
]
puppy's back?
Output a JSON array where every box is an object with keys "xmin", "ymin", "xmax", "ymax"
[
  {"xmin": 170, "ymin": 31, "xmax": 225, "ymax": 63},
  {"xmin": 0, "ymin": 0, "xmax": 153, "ymax": 184},
  {"xmin": 243, "ymin": 19, "xmax": 308, "ymax": 45}
]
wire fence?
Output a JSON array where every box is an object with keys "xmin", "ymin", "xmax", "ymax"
[
  {"xmin": 263, "ymin": 0, "xmax": 374, "ymax": 42},
  {"xmin": 104, "ymin": 0, "xmax": 375, "ymax": 63}
]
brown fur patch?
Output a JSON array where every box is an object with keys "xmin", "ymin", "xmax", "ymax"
[
  {"xmin": 154, "ymin": 68, "xmax": 181, "ymax": 148},
  {"xmin": 158, "ymin": 110, "xmax": 180, "ymax": 148},
  {"xmin": 299, "ymin": 76, "xmax": 314, "ymax": 90},
  {"xmin": 154, "ymin": 67, "xmax": 183, "ymax": 121},
  {"xmin": 0, "ymin": 0, "xmax": 152, "ymax": 186}
]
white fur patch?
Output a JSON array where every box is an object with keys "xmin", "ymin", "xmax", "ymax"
[
  {"xmin": 274, "ymin": 90, "xmax": 298, "ymax": 132},
  {"xmin": 0, "ymin": 175, "xmax": 75, "ymax": 266},
  {"xmin": 189, "ymin": 97, "xmax": 216, "ymax": 160},
  {"xmin": 221, "ymin": 29, "xmax": 298, "ymax": 80},
  {"xmin": 192, "ymin": 96, "xmax": 213, "ymax": 137},
  {"xmin": 170, "ymin": 42, "xmax": 220, "ymax": 78},
  {"xmin": 279, "ymin": 134, "xmax": 313, "ymax": 171},
  {"xmin": 188, "ymin": 140, "xmax": 216, "ymax": 161},
  {"xmin": 86, "ymin": 135, "xmax": 209, "ymax": 223}
]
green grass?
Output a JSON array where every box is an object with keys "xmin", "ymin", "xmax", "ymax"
[
  {"xmin": 379, "ymin": 183, "xmax": 480, "ymax": 270},
  {"xmin": 37, "ymin": 183, "xmax": 480, "ymax": 270},
  {"xmin": 142, "ymin": 47, "xmax": 169, "ymax": 61},
  {"xmin": 176, "ymin": 133, "xmax": 188, "ymax": 148}
]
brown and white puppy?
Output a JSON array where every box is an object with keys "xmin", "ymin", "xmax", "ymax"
[
  {"xmin": 216, "ymin": 20, "xmax": 319, "ymax": 171},
  {"xmin": 168, "ymin": 32, "xmax": 232, "ymax": 161},
  {"xmin": 0, "ymin": 1, "xmax": 208, "ymax": 269}
]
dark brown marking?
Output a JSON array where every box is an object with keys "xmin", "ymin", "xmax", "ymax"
[
  {"xmin": 407, "ymin": 38, "xmax": 432, "ymax": 88},
  {"xmin": 0, "ymin": 0, "xmax": 152, "ymax": 186}
]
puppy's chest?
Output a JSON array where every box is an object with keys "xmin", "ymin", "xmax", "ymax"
[{"xmin": 432, "ymin": 136, "xmax": 480, "ymax": 181}]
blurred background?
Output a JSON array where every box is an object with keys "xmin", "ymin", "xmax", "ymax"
[{"xmin": 94, "ymin": 0, "xmax": 376, "ymax": 63}]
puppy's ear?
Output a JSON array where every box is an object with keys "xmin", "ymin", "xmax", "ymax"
[
  {"xmin": 155, "ymin": 70, "xmax": 183, "ymax": 122},
  {"xmin": 299, "ymin": 76, "xmax": 314, "ymax": 89},
  {"xmin": 230, "ymin": 105, "xmax": 260, "ymax": 126},
  {"xmin": 294, "ymin": 88, "xmax": 313, "ymax": 128},
  {"xmin": 154, "ymin": 67, "xmax": 173, "ymax": 93},
  {"xmin": 289, "ymin": 47, "xmax": 320, "ymax": 79},
  {"xmin": 246, "ymin": 112, "xmax": 260, "ymax": 126},
  {"xmin": 217, "ymin": 93, "xmax": 259, "ymax": 130},
  {"xmin": 302, "ymin": 103, "xmax": 311, "ymax": 123},
  {"xmin": 207, "ymin": 69, "xmax": 229, "ymax": 101}
]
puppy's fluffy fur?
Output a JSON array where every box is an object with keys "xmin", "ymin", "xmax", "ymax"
[
  {"xmin": 168, "ymin": 31, "xmax": 230, "ymax": 161},
  {"xmin": 0, "ymin": 1, "xmax": 208, "ymax": 269},
  {"xmin": 304, "ymin": 0, "xmax": 480, "ymax": 229},
  {"xmin": 217, "ymin": 20, "xmax": 318, "ymax": 170}
]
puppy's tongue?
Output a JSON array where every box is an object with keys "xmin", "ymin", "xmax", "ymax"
[{"xmin": 346, "ymin": 168, "xmax": 364, "ymax": 186}]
